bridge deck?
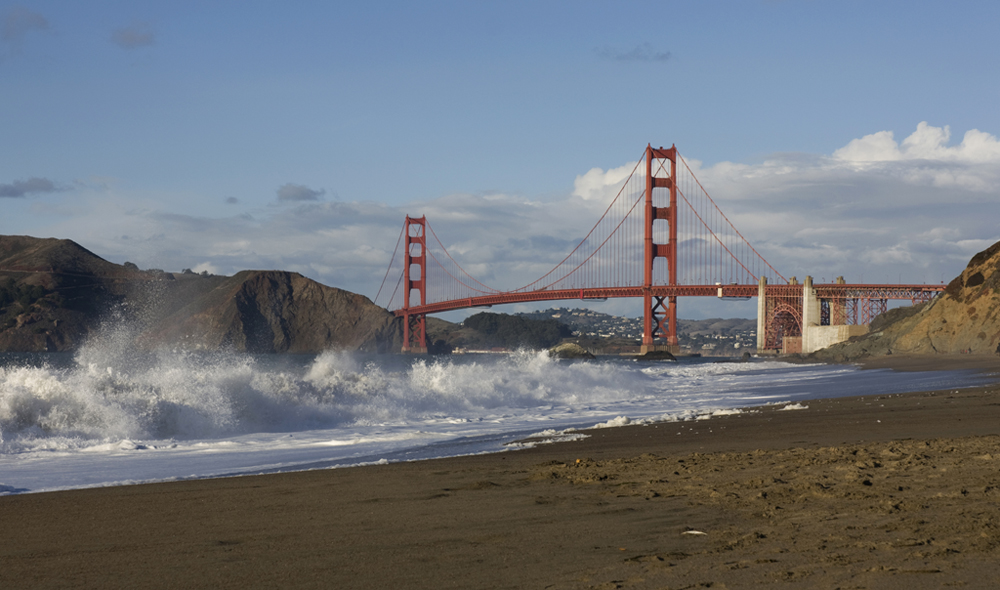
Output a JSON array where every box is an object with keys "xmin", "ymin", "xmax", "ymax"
[{"xmin": 393, "ymin": 284, "xmax": 944, "ymax": 317}]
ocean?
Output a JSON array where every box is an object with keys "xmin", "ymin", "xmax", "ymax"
[{"xmin": 0, "ymin": 342, "xmax": 989, "ymax": 495}]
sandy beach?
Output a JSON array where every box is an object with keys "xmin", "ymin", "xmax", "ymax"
[{"xmin": 3, "ymin": 355, "xmax": 1000, "ymax": 589}]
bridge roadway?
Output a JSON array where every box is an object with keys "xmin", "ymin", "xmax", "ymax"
[{"xmin": 393, "ymin": 283, "xmax": 945, "ymax": 317}]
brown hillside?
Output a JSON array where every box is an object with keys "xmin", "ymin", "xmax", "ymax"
[
  {"xmin": 0, "ymin": 235, "xmax": 400, "ymax": 353},
  {"xmin": 141, "ymin": 271, "xmax": 401, "ymax": 353},
  {"xmin": 0, "ymin": 235, "xmax": 122, "ymax": 277},
  {"xmin": 0, "ymin": 235, "xmax": 147, "ymax": 350}
]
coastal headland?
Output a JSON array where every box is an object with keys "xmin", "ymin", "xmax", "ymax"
[{"xmin": 3, "ymin": 354, "xmax": 1000, "ymax": 589}]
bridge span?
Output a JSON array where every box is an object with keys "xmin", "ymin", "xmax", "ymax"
[{"xmin": 375, "ymin": 145, "xmax": 943, "ymax": 354}]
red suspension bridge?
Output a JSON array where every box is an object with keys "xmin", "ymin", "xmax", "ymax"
[{"xmin": 375, "ymin": 145, "xmax": 943, "ymax": 354}]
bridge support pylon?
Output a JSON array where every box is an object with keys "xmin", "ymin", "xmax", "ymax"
[
  {"xmin": 641, "ymin": 144, "xmax": 679, "ymax": 354},
  {"xmin": 402, "ymin": 215, "xmax": 428, "ymax": 353},
  {"xmin": 756, "ymin": 277, "xmax": 767, "ymax": 353}
]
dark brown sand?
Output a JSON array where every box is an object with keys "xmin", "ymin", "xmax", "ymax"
[{"xmin": 3, "ymin": 355, "xmax": 1000, "ymax": 589}]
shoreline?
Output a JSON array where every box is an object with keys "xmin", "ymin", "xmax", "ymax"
[
  {"xmin": 853, "ymin": 352, "xmax": 1000, "ymax": 372},
  {"xmin": 777, "ymin": 350, "xmax": 1000, "ymax": 373},
  {"xmin": 3, "ymin": 356, "xmax": 1000, "ymax": 588},
  {"xmin": 3, "ymin": 353, "xmax": 994, "ymax": 497}
]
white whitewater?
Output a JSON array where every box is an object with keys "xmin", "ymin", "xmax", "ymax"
[{"xmin": 0, "ymin": 343, "xmax": 986, "ymax": 495}]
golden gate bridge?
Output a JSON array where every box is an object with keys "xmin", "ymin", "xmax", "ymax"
[{"xmin": 375, "ymin": 145, "xmax": 942, "ymax": 354}]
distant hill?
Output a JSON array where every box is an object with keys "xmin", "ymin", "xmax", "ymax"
[
  {"xmin": 678, "ymin": 318, "xmax": 756, "ymax": 337},
  {"xmin": 424, "ymin": 313, "xmax": 571, "ymax": 351},
  {"xmin": 814, "ymin": 240, "xmax": 1000, "ymax": 360},
  {"xmin": 141, "ymin": 270, "xmax": 400, "ymax": 353},
  {"xmin": 460, "ymin": 312, "xmax": 571, "ymax": 349},
  {"xmin": 0, "ymin": 235, "xmax": 400, "ymax": 353},
  {"xmin": 515, "ymin": 307, "xmax": 757, "ymax": 353}
]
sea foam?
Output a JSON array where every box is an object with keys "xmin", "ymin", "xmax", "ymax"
[
  {"xmin": 0, "ymin": 347, "xmax": 647, "ymax": 453},
  {"xmin": 0, "ymin": 345, "xmax": 990, "ymax": 494}
]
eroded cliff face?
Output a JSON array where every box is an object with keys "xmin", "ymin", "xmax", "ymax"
[
  {"xmin": 146, "ymin": 271, "xmax": 402, "ymax": 353},
  {"xmin": 815, "ymin": 241, "xmax": 1000, "ymax": 361},
  {"xmin": 0, "ymin": 235, "xmax": 401, "ymax": 353}
]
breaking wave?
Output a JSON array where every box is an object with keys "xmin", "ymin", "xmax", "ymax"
[
  {"xmin": 0, "ymin": 343, "xmax": 663, "ymax": 453},
  {"xmin": 1, "ymin": 337, "xmax": 986, "ymax": 457}
]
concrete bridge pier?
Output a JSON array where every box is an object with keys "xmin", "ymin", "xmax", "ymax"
[
  {"xmin": 756, "ymin": 276, "xmax": 767, "ymax": 353},
  {"xmin": 757, "ymin": 275, "xmax": 870, "ymax": 355},
  {"xmin": 800, "ymin": 275, "xmax": 868, "ymax": 354}
]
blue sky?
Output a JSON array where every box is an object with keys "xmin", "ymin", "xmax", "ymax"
[{"xmin": 4, "ymin": 1, "xmax": 1000, "ymax": 319}]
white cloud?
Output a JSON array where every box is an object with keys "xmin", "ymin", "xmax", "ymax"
[
  {"xmin": 828, "ymin": 122, "xmax": 1000, "ymax": 191},
  {"xmin": 833, "ymin": 130, "xmax": 902, "ymax": 162},
  {"xmin": 192, "ymin": 262, "xmax": 220, "ymax": 275},
  {"xmin": 572, "ymin": 162, "xmax": 640, "ymax": 201},
  {"xmin": 835, "ymin": 122, "xmax": 1000, "ymax": 164},
  {"xmin": 682, "ymin": 123, "xmax": 1000, "ymax": 285},
  {"xmin": 697, "ymin": 123, "xmax": 1000, "ymax": 200}
]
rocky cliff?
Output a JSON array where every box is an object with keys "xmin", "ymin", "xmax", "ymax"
[
  {"xmin": 143, "ymin": 271, "xmax": 401, "ymax": 353},
  {"xmin": 0, "ymin": 235, "xmax": 138, "ymax": 351},
  {"xmin": 0, "ymin": 235, "xmax": 400, "ymax": 353},
  {"xmin": 814, "ymin": 241, "xmax": 1000, "ymax": 361}
]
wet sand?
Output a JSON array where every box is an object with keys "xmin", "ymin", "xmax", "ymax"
[{"xmin": 3, "ymin": 355, "xmax": 1000, "ymax": 589}]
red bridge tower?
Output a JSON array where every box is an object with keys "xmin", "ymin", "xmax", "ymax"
[
  {"xmin": 642, "ymin": 144, "xmax": 679, "ymax": 353},
  {"xmin": 402, "ymin": 215, "xmax": 427, "ymax": 353}
]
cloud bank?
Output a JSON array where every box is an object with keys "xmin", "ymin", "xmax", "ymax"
[
  {"xmin": 834, "ymin": 122, "xmax": 1000, "ymax": 164},
  {"xmin": 27, "ymin": 122, "xmax": 1000, "ymax": 319},
  {"xmin": 685, "ymin": 122, "xmax": 1000, "ymax": 284}
]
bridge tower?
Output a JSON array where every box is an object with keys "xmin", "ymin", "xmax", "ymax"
[
  {"xmin": 641, "ymin": 144, "xmax": 679, "ymax": 353},
  {"xmin": 402, "ymin": 215, "xmax": 428, "ymax": 353}
]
